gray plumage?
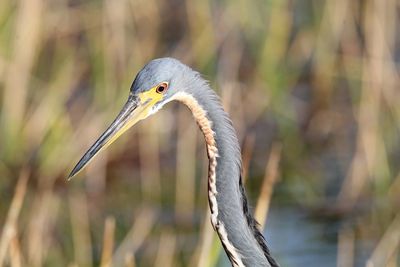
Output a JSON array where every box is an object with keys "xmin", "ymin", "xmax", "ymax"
[
  {"xmin": 131, "ymin": 58, "xmax": 279, "ymax": 267},
  {"xmin": 70, "ymin": 57, "xmax": 279, "ymax": 267}
]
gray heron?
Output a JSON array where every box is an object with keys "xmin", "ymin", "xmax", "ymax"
[{"xmin": 69, "ymin": 58, "xmax": 279, "ymax": 267}]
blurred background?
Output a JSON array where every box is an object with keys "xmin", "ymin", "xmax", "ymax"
[{"xmin": 0, "ymin": 0, "xmax": 399, "ymax": 266}]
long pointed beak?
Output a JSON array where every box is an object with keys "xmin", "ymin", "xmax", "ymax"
[{"xmin": 68, "ymin": 95, "xmax": 151, "ymax": 179}]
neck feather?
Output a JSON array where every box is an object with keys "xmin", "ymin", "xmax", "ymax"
[{"xmin": 172, "ymin": 84, "xmax": 278, "ymax": 267}]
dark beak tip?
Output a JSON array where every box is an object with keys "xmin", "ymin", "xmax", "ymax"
[
  {"xmin": 67, "ymin": 162, "xmax": 83, "ymax": 181},
  {"xmin": 67, "ymin": 170, "xmax": 76, "ymax": 181},
  {"xmin": 67, "ymin": 152, "xmax": 93, "ymax": 181},
  {"xmin": 67, "ymin": 173, "xmax": 74, "ymax": 181}
]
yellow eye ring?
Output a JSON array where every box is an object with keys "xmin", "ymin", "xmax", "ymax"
[{"xmin": 156, "ymin": 82, "xmax": 169, "ymax": 94}]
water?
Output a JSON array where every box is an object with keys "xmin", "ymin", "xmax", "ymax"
[
  {"xmin": 265, "ymin": 206, "xmax": 375, "ymax": 267},
  {"xmin": 266, "ymin": 206, "xmax": 338, "ymax": 267}
]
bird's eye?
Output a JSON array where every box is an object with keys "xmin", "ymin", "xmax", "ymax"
[{"xmin": 156, "ymin": 82, "xmax": 168, "ymax": 94}]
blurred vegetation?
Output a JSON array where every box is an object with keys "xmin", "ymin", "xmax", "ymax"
[{"xmin": 0, "ymin": 0, "xmax": 400, "ymax": 266}]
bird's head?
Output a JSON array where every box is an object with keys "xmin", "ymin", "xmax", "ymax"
[{"xmin": 68, "ymin": 58, "xmax": 189, "ymax": 178}]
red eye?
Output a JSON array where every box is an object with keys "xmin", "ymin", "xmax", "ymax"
[{"xmin": 156, "ymin": 82, "xmax": 168, "ymax": 94}]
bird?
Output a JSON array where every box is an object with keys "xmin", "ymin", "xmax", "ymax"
[{"xmin": 69, "ymin": 58, "xmax": 279, "ymax": 267}]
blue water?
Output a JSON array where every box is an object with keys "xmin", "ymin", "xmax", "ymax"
[
  {"xmin": 264, "ymin": 206, "xmax": 376, "ymax": 267},
  {"xmin": 265, "ymin": 207, "xmax": 338, "ymax": 267}
]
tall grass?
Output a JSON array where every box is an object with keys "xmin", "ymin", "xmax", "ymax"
[{"xmin": 0, "ymin": 0, "xmax": 399, "ymax": 266}]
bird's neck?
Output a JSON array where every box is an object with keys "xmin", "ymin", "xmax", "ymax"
[{"xmin": 173, "ymin": 86, "xmax": 277, "ymax": 267}]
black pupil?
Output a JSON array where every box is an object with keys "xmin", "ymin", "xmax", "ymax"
[{"xmin": 158, "ymin": 86, "xmax": 165, "ymax": 92}]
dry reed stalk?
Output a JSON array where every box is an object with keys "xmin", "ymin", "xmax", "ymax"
[
  {"xmin": 139, "ymin": 120, "xmax": 161, "ymax": 201},
  {"xmin": 100, "ymin": 216, "xmax": 116, "ymax": 267},
  {"xmin": 0, "ymin": 168, "xmax": 29, "ymax": 267},
  {"xmin": 254, "ymin": 143, "xmax": 281, "ymax": 228},
  {"xmin": 154, "ymin": 230, "xmax": 176, "ymax": 267},
  {"xmin": 193, "ymin": 212, "xmax": 219, "ymax": 267},
  {"xmin": 338, "ymin": 0, "xmax": 389, "ymax": 208},
  {"xmin": 218, "ymin": 31, "xmax": 242, "ymax": 114},
  {"xmin": 369, "ymin": 0, "xmax": 399, "ymax": 125},
  {"xmin": 241, "ymin": 134, "xmax": 256, "ymax": 183},
  {"xmin": 9, "ymin": 235, "xmax": 22, "ymax": 267},
  {"xmin": 185, "ymin": 0, "xmax": 216, "ymax": 67},
  {"xmin": 175, "ymin": 107, "xmax": 197, "ymax": 221},
  {"xmin": 68, "ymin": 191, "xmax": 93, "ymax": 267},
  {"xmin": 1, "ymin": 0, "xmax": 43, "ymax": 140},
  {"xmin": 23, "ymin": 61, "xmax": 75, "ymax": 152},
  {"xmin": 27, "ymin": 190, "xmax": 60, "ymax": 267},
  {"xmin": 337, "ymin": 227, "xmax": 355, "ymax": 267},
  {"xmin": 127, "ymin": 0, "xmax": 160, "ymax": 63},
  {"xmin": 124, "ymin": 253, "xmax": 136, "ymax": 267},
  {"xmin": 218, "ymin": 32, "xmax": 246, "ymax": 137},
  {"xmin": 388, "ymin": 172, "xmax": 400, "ymax": 200},
  {"xmin": 366, "ymin": 213, "xmax": 400, "ymax": 267},
  {"xmin": 103, "ymin": 0, "xmax": 127, "ymax": 97},
  {"xmin": 112, "ymin": 208, "xmax": 156, "ymax": 266},
  {"xmin": 312, "ymin": 0, "xmax": 349, "ymax": 101},
  {"xmin": 85, "ymin": 149, "xmax": 108, "ymax": 195},
  {"xmin": 386, "ymin": 254, "xmax": 398, "ymax": 267},
  {"xmin": 259, "ymin": 0, "xmax": 292, "ymax": 76}
]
